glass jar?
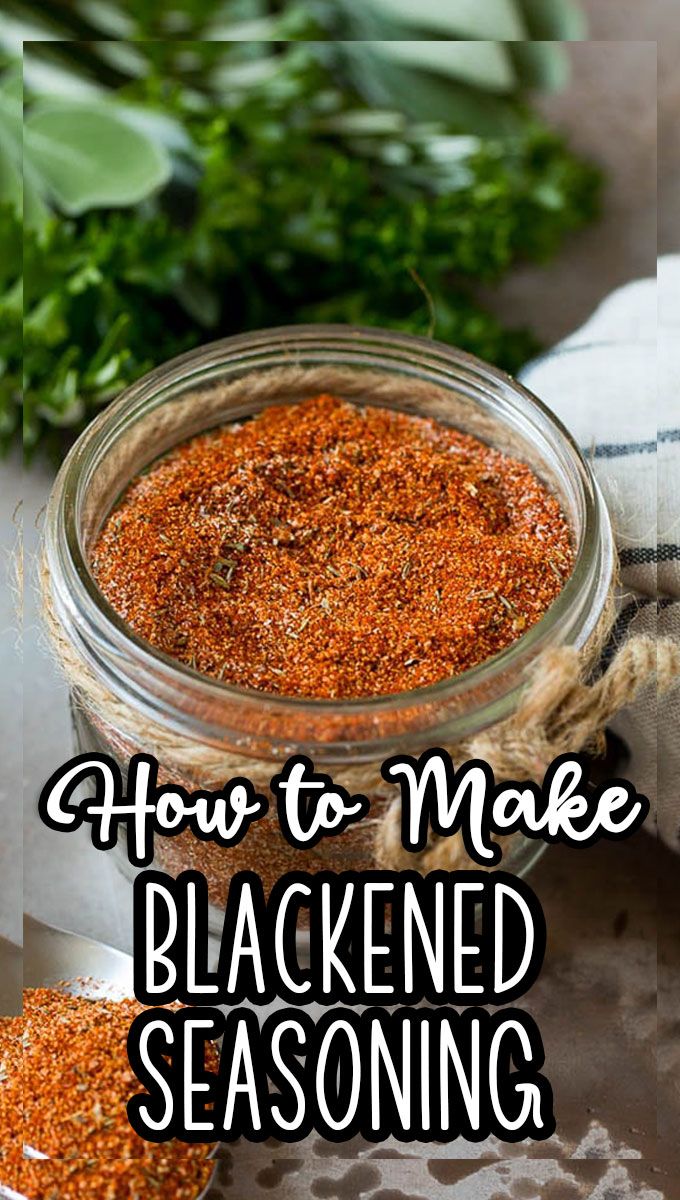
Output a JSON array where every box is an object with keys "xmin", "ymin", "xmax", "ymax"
[{"xmin": 43, "ymin": 326, "xmax": 615, "ymax": 933}]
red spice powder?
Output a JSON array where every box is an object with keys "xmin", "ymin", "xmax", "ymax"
[
  {"xmin": 0, "ymin": 990, "xmax": 216, "ymax": 1199},
  {"xmin": 91, "ymin": 394, "xmax": 573, "ymax": 698}
]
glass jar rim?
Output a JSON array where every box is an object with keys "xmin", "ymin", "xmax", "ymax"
[{"xmin": 44, "ymin": 324, "xmax": 614, "ymax": 757}]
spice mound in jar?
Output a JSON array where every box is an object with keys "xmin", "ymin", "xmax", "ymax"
[
  {"xmin": 0, "ymin": 1015, "xmax": 23, "ymax": 1194},
  {"xmin": 0, "ymin": 988, "xmax": 216, "ymax": 1200},
  {"xmin": 19, "ymin": 1156, "xmax": 214, "ymax": 1200},
  {"xmin": 91, "ymin": 393, "xmax": 573, "ymax": 698}
]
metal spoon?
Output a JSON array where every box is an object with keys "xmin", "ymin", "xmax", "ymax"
[{"xmin": 0, "ymin": 917, "xmax": 220, "ymax": 1200}]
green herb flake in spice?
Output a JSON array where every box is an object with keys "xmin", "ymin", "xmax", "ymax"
[{"xmin": 91, "ymin": 394, "xmax": 573, "ymax": 699}]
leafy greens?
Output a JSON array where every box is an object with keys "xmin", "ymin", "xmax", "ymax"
[{"xmin": 1, "ymin": 43, "xmax": 601, "ymax": 455}]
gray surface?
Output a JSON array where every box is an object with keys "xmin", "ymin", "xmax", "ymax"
[
  {"xmin": 590, "ymin": 0, "xmax": 680, "ymax": 251},
  {"xmin": 22, "ymin": 914, "xmax": 134, "ymax": 996},
  {"xmin": 9, "ymin": 405, "xmax": 679, "ymax": 1194},
  {"xmin": 0, "ymin": 455, "xmax": 22, "ymax": 947},
  {"xmin": 0, "ymin": 936, "xmax": 21, "ymax": 1015}
]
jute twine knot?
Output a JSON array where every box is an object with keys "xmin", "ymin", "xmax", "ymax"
[{"xmin": 374, "ymin": 635, "xmax": 679, "ymax": 872}]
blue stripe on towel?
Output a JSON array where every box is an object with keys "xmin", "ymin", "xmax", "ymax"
[{"xmin": 619, "ymin": 544, "xmax": 680, "ymax": 567}]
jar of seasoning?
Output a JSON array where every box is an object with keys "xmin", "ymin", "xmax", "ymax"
[{"xmin": 42, "ymin": 326, "xmax": 615, "ymax": 932}]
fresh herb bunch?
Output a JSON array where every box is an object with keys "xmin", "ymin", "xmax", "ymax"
[
  {"xmin": 6, "ymin": 43, "xmax": 602, "ymax": 456},
  {"xmin": 6, "ymin": 0, "xmax": 587, "ymax": 133}
]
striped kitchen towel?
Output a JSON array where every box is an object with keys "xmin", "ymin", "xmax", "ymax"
[{"xmin": 521, "ymin": 255, "xmax": 679, "ymax": 851}]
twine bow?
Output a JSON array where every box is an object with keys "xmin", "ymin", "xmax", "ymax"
[{"xmin": 374, "ymin": 635, "xmax": 679, "ymax": 871}]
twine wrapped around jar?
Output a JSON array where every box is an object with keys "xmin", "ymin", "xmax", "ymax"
[
  {"xmin": 40, "ymin": 552, "xmax": 679, "ymax": 873},
  {"xmin": 38, "ymin": 359, "xmax": 680, "ymax": 877}
]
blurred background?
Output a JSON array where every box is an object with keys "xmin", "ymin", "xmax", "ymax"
[{"xmin": 0, "ymin": 1, "xmax": 670, "ymax": 461}]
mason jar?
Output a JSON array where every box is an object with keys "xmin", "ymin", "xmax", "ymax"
[{"xmin": 41, "ymin": 325, "xmax": 615, "ymax": 933}]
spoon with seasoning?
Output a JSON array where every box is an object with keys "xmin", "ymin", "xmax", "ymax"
[
  {"xmin": 0, "ymin": 933, "xmax": 21, "ymax": 1016},
  {"xmin": 0, "ymin": 917, "xmax": 221, "ymax": 1200}
]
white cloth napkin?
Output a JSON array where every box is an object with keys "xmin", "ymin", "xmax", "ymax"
[{"xmin": 520, "ymin": 256, "xmax": 679, "ymax": 851}]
